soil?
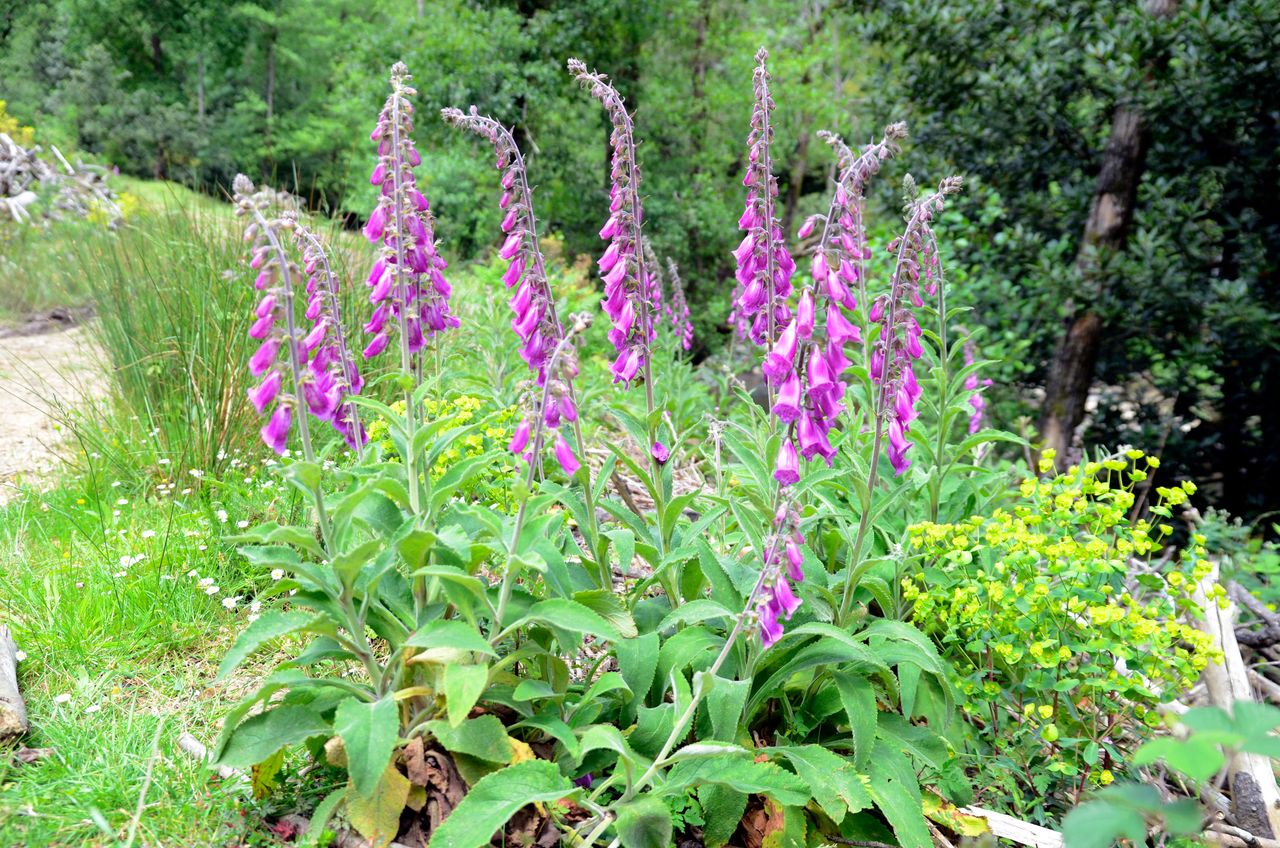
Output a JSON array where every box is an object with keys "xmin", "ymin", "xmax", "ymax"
[{"xmin": 0, "ymin": 314, "xmax": 104, "ymax": 502}]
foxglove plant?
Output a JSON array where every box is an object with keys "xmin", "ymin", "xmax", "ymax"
[
  {"xmin": 363, "ymin": 62, "xmax": 459, "ymax": 364},
  {"xmin": 289, "ymin": 215, "xmax": 366, "ymax": 453},
  {"xmin": 567, "ymin": 59, "xmax": 657, "ymax": 391},
  {"xmin": 569, "ymin": 58, "xmax": 673, "ymax": 504},
  {"xmin": 761, "ymin": 126, "xmax": 907, "ymax": 485},
  {"xmin": 868, "ymin": 176, "xmax": 963, "ymax": 476},
  {"xmin": 441, "ymin": 105, "xmax": 608, "ymax": 586},
  {"xmin": 234, "ymin": 177, "xmax": 316, "ymax": 458},
  {"xmin": 664, "ymin": 257, "xmax": 693, "ymax": 352},
  {"xmin": 732, "ymin": 48, "xmax": 795, "ymax": 349},
  {"xmin": 963, "ymin": 335, "xmax": 993, "ymax": 434}
]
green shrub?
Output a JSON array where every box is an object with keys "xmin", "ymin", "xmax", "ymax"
[{"xmin": 905, "ymin": 449, "xmax": 1219, "ymax": 819}]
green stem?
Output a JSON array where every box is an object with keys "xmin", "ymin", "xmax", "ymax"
[
  {"xmin": 620, "ymin": 520, "xmax": 790, "ymax": 802},
  {"xmin": 837, "ymin": 422, "xmax": 884, "ymax": 627}
]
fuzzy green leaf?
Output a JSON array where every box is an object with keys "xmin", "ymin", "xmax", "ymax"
[{"xmin": 426, "ymin": 760, "xmax": 576, "ymax": 848}]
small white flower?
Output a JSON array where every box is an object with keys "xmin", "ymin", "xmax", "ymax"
[
  {"xmin": 54, "ymin": 693, "xmax": 71, "ymax": 704},
  {"xmin": 187, "ymin": 569, "xmax": 199, "ymax": 578},
  {"xmin": 84, "ymin": 704, "xmax": 101, "ymax": 714},
  {"xmin": 116, "ymin": 498, "xmax": 128, "ymax": 506},
  {"xmin": 222, "ymin": 596, "xmax": 240, "ymax": 610},
  {"xmin": 74, "ymin": 581, "xmax": 84, "ymax": 589},
  {"xmin": 158, "ymin": 458, "xmax": 171, "ymax": 465},
  {"xmin": 246, "ymin": 613, "xmax": 260, "ymax": 623},
  {"xmin": 160, "ymin": 574, "xmax": 174, "ymax": 581},
  {"xmin": 112, "ymin": 509, "xmax": 120, "ymax": 517},
  {"xmin": 249, "ymin": 600, "xmax": 262, "ymax": 613},
  {"xmin": 198, "ymin": 545, "xmax": 208, "ymax": 552},
  {"xmin": 236, "ymin": 520, "xmax": 249, "ymax": 529},
  {"xmin": 141, "ymin": 530, "xmax": 156, "ymax": 539},
  {"xmin": 204, "ymin": 585, "xmax": 220, "ymax": 595},
  {"xmin": 270, "ymin": 569, "xmax": 285, "ymax": 581},
  {"xmin": 189, "ymin": 469, "xmax": 203, "ymax": 478},
  {"xmin": 216, "ymin": 510, "xmax": 228, "ymax": 523},
  {"xmin": 14, "ymin": 650, "xmax": 26, "ymax": 662},
  {"xmin": 198, "ymin": 577, "xmax": 214, "ymax": 587},
  {"xmin": 181, "ymin": 488, "xmax": 192, "ymax": 495},
  {"xmin": 111, "ymin": 481, "xmax": 121, "ymax": 488}
]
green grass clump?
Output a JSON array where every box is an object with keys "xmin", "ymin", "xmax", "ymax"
[{"xmin": 0, "ymin": 465, "xmax": 318, "ymax": 846}]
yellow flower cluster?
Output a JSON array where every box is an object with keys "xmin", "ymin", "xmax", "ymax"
[
  {"xmin": 367, "ymin": 395, "xmax": 520, "ymax": 510},
  {"xmin": 904, "ymin": 449, "xmax": 1220, "ymax": 776},
  {"xmin": 0, "ymin": 100, "xmax": 34, "ymax": 147}
]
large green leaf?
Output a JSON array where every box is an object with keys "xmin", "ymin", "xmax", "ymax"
[
  {"xmin": 699, "ymin": 785, "xmax": 747, "ymax": 848},
  {"xmin": 615, "ymin": 632, "xmax": 660, "ymax": 713},
  {"xmin": 661, "ymin": 753, "xmax": 809, "ymax": 807},
  {"xmin": 771, "ymin": 745, "xmax": 871, "ymax": 825},
  {"xmin": 427, "ymin": 760, "xmax": 576, "ymax": 848},
  {"xmin": 405, "ymin": 619, "xmax": 497, "ymax": 657},
  {"xmin": 705, "ymin": 676, "xmax": 750, "ymax": 743},
  {"xmin": 507, "ymin": 598, "xmax": 621, "ymax": 644},
  {"xmin": 614, "ymin": 796, "xmax": 674, "ymax": 848},
  {"xmin": 833, "ymin": 671, "xmax": 879, "ymax": 770},
  {"xmin": 424, "ymin": 715, "xmax": 513, "ymax": 763},
  {"xmin": 217, "ymin": 610, "xmax": 317, "ymax": 679},
  {"xmin": 333, "ymin": 696, "xmax": 400, "ymax": 798},
  {"xmin": 214, "ymin": 703, "xmax": 330, "ymax": 769},
  {"xmin": 868, "ymin": 741, "xmax": 930, "ymax": 848},
  {"xmin": 444, "ymin": 663, "xmax": 489, "ymax": 727}
]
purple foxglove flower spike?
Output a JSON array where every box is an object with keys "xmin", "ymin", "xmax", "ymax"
[
  {"xmin": 731, "ymin": 48, "xmax": 794, "ymax": 348},
  {"xmin": 567, "ymin": 59, "xmax": 658, "ymax": 387},
  {"xmin": 291, "ymin": 217, "xmax": 367, "ymax": 450},
  {"xmin": 363, "ymin": 63, "xmax": 458, "ymax": 368},
  {"xmin": 963, "ymin": 335, "xmax": 993, "ymax": 435},
  {"xmin": 870, "ymin": 177, "xmax": 963, "ymax": 475},
  {"xmin": 750, "ymin": 502, "xmax": 807, "ymax": 648},
  {"xmin": 661, "ymin": 258, "xmax": 694, "ymax": 352},
  {"xmin": 443, "ymin": 106, "xmax": 596, "ymax": 486}
]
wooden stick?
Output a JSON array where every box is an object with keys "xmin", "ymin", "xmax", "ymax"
[
  {"xmin": 0, "ymin": 626, "xmax": 28, "ymax": 741},
  {"xmin": 1205, "ymin": 822, "xmax": 1280, "ymax": 848},
  {"xmin": 1194, "ymin": 563, "xmax": 1280, "ymax": 838},
  {"xmin": 958, "ymin": 806, "xmax": 1063, "ymax": 848}
]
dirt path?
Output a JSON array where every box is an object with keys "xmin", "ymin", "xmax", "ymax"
[{"xmin": 0, "ymin": 325, "xmax": 104, "ymax": 501}]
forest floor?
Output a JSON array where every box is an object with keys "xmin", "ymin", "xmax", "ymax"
[{"xmin": 0, "ymin": 317, "xmax": 103, "ymax": 503}]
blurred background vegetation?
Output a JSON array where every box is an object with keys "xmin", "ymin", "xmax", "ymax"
[{"xmin": 1, "ymin": 0, "xmax": 1276, "ymax": 523}]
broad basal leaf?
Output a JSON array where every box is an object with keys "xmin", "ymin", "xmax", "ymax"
[{"xmin": 426, "ymin": 760, "xmax": 576, "ymax": 848}]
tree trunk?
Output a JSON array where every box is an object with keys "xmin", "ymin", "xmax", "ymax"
[
  {"xmin": 197, "ymin": 50, "xmax": 206, "ymax": 122},
  {"xmin": 1036, "ymin": 1, "xmax": 1175, "ymax": 461},
  {"xmin": 1036, "ymin": 104, "xmax": 1148, "ymax": 462}
]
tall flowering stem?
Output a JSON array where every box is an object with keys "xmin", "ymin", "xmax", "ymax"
[
  {"xmin": 762, "ymin": 125, "xmax": 906, "ymax": 489},
  {"xmin": 233, "ymin": 175, "xmax": 333, "ymax": 551},
  {"xmin": 364, "ymin": 63, "xmax": 457, "ymax": 530},
  {"xmin": 837, "ymin": 177, "xmax": 962, "ymax": 626},
  {"xmin": 441, "ymin": 106, "xmax": 606, "ymax": 587},
  {"xmin": 289, "ymin": 216, "xmax": 366, "ymax": 456},
  {"xmin": 810, "ymin": 123, "xmax": 907, "ymax": 330},
  {"xmin": 568, "ymin": 58, "xmax": 668, "ymax": 519},
  {"xmin": 488, "ymin": 317, "xmax": 593, "ymax": 633},
  {"xmin": 580, "ymin": 493, "xmax": 801, "ymax": 836},
  {"xmin": 664, "ymin": 257, "xmax": 693, "ymax": 352},
  {"xmin": 732, "ymin": 48, "xmax": 795, "ymax": 352}
]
